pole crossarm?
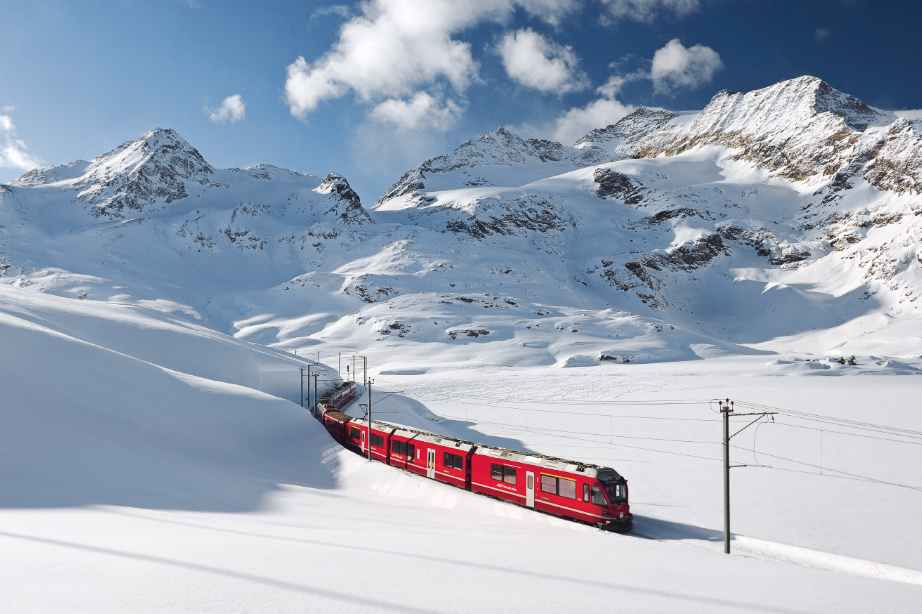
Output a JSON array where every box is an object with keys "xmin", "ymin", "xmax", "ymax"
[{"xmin": 729, "ymin": 412, "xmax": 777, "ymax": 440}]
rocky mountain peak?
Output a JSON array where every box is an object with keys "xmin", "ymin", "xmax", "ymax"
[
  {"xmin": 75, "ymin": 128, "xmax": 214, "ymax": 216},
  {"xmin": 574, "ymin": 107, "xmax": 678, "ymax": 162},
  {"xmin": 378, "ymin": 127, "xmax": 577, "ymax": 205},
  {"xmin": 315, "ymin": 173, "xmax": 371, "ymax": 223},
  {"xmin": 695, "ymin": 75, "xmax": 890, "ymax": 140},
  {"xmin": 83, "ymin": 127, "xmax": 213, "ymax": 183}
]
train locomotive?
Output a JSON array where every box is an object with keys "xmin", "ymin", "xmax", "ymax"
[{"xmin": 317, "ymin": 384, "xmax": 632, "ymax": 533}]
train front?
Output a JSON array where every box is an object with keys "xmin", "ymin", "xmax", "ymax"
[{"xmin": 597, "ymin": 467, "xmax": 632, "ymax": 532}]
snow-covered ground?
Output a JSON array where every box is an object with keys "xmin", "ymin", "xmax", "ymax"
[{"xmin": 3, "ymin": 284, "xmax": 921, "ymax": 612}]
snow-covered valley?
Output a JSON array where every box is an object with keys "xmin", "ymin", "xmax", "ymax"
[{"xmin": 2, "ymin": 75, "xmax": 922, "ymax": 612}]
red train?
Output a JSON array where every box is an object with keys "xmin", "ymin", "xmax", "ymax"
[{"xmin": 317, "ymin": 383, "xmax": 632, "ymax": 532}]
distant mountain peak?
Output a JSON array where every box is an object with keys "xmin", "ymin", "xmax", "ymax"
[
  {"xmin": 703, "ymin": 75, "xmax": 888, "ymax": 133},
  {"xmin": 74, "ymin": 128, "xmax": 214, "ymax": 216},
  {"xmin": 85, "ymin": 127, "xmax": 213, "ymax": 181},
  {"xmin": 574, "ymin": 107, "xmax": 677, "ymax": 161}
]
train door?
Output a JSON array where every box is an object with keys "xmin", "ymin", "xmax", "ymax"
[
  {"xmin": 427, "ymin": 449, "xmax": 436, "ymax": 479},
  {"xmin": 361, "ymin": 430, "xmax": 367, "ymax": 454},
  {"xmin": 525, "ymin": 471, "xmax": 535, "ymax": 508}
]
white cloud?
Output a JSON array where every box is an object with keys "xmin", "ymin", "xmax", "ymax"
[
  {"xmin": 310, "ymin": 4, "xmax": 353, "ymax": 20},
  {"xmin": 551, "ymin": 97, "xmax": 633, "ymax": 144},
  {"xmin": 815, "ymin": 27, "xmax": 831, "ymax": 43},
  {"xmin": 208, "ymin": 94, "xmax": 246, "ymax": 124},
  {"xmin": 596, "ymin": 74, "xmax": 627, "ymax": 99},
  {"xmin": 512, "ymin": 72, "xmax": 636, "ymax": 144},
  {"xmin": 650, "ymin": 38, "xmax": 722, "ymax": 94},
  {"xmin": 600, "ymin": 0, "xmax": 700, "ymax": 22},
  {"xmin": 498, "ymin": 28, "xmax": 588, "ymax": 94},
  {"xmin": 0, "ymin": 108, "xmax": 41, "ymax": 172},
  {"xmin": 370, "ymin": 92, "xmax": 463, "ymax": 130},
  {"xmin": 893, "ymin": 109, "xmax": 922, "ymax": 120},
  {"xmin": 284, "ymin": 0, "xmax": 580, "ymax": 119}
]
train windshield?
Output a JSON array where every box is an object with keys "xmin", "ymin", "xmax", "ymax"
[{"xmin": 605, "ymin": 481, "xmax": 627, "ymax": 503}]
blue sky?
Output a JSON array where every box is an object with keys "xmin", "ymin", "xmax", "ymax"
[{"xmin": 2, "ymin": 0, "xmax": 921, "ymax": 201}]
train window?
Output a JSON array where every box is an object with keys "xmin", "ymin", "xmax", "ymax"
[
  {"xmin": 539, "ymin": 475, "xmax": 576, "ymax": 499},
  {"xmin": 491, "ymin": 464, "xmax": 517, "ymax": 485},
  {"xmin": 606, "ymin": 482, "xmax": 627, "ymax": 502},
  {"xmin": 406, "ymin": 443, "xmax": 416, "ymax": 459},
  {"xmin": 392, "ymin": 440, "xmax": 405, "ymax": 455},
  {"xmin": 350, "ymin": 428, "xmax": 360, "ymax": 442},
  {"xmin": 558, "ymin": 478, "xmax": 576, "ymax": 499},
  {"xmin": 443, "ymin": 452, "xmax": 463, "ymax": 470},
  {"xmin": 370, "ymin": 434, "xmax": 384, "ymax": 447},
  {"xmin": 583, "ymin": 483, "xmax": 590, "ymax": 502},
  {"xmin": 591, "ymin": 485, "xmax": 607, "ymax": 505}
]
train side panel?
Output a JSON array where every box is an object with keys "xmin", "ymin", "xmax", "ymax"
[{"xmin": 470, "ymin": 453, "xmax": 527, "ymax": 505}]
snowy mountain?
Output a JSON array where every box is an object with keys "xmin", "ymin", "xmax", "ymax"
[{"xmin": 3, "ymin": 75, "xmax": 922, "ymax": 370}]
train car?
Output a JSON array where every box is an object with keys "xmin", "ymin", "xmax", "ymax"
[
  {"xmin": 384, "ymin": 425, "xmax": 474, "ymax": 489},
  {"xmin": 471, "ymin": 445, "xmax": 632, "ymax": 532},
  {"xmin": 342, "ymin": 419, "xmax": 396, "ymax": 463},
  {"xmin": 321, "ymin": 409, "xmax": 351, "ymax": 443},
  {"xmin": 325, "ymin": 383, "xmax": 357, "ymax": 409}
]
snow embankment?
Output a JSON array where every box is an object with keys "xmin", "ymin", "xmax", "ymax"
[{"xmin": 0, "ymin": 285, "xmax": 338, "ymax": 510}]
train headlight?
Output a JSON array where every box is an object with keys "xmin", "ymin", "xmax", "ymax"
[{"xmin": 619, "ymin": 511, "xmax": 625, "ymax": 519}]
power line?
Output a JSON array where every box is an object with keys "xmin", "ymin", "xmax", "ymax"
[
  {"xmin": 417, "ymin": 394, "xmax": 712, "ymax": 407},
  {"xmin": 730, "ymin": 444, "xmax": 922, "ymax": 493},
  {"xmin": 772, "ymin": 421, "xmax": 922, "ymax": 448},
  {"xmin": 735, "ymin": 400, "xmax": 922, "ymax": 440}
]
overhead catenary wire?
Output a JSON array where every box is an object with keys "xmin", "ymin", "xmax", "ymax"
[
  {"xmin": 734, "ymin": 399, "xmax": 922, "ymax": 440},
  {"xmin": 731, "ymin": 444, "xmax": 922, "ymax": 493}
]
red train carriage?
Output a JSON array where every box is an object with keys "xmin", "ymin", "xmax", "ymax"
[
  {"xmin": 324, "ymin": 383, "xmax": 357, "ymax": 409},
  {"xmin": 321, "ymin": 408, "xmax": 351, "ymax": 443},
  {"xmin": 471, "ymin": 445, "xmax": 632, "ymax": 532},
  {"xmin": 342, "ymin": 420, "xmax": 395, "ymax": 463},
  {"xmin": 385, "ymin": 426, "xmax": 475, "ymax": 489}
]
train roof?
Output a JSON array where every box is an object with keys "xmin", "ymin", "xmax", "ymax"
[
  {"xmin": 379, "ymin": 421, "xmax": 477, "ymax": 453},
  {"xmin": 472, "ymin": 444, "xmax": 624, "ymax": 482},
  {"xmin": 322, "ymin": 409, "xmax": 350, "ymax": 423}
]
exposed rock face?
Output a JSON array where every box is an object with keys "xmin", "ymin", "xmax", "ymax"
[
  {"xmin": 74, "ymin": 128, "xmax": 215, "ymax": 216},
  {"xmin": 864, "ymin": 119, "xmax": 922, "ymax": 194},
  {"xmin": 593, "ymin": 168, "xmax": 644, "ymax": 204},
  {"xmin": 315, "ymin": 173, "xmax": 372, "ymax": 224},
  {"xmin": 443, "ymin": 195, "xmax": 569, "ymax": 238}
]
